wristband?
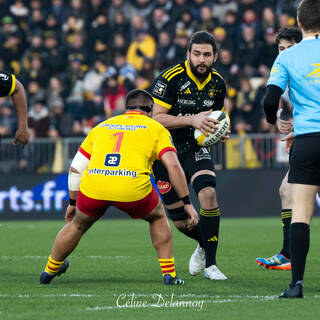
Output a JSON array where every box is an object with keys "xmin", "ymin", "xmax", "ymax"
[
  {"xmin": 181, "ymin": 195, "xmax": 191, "ymax": 205},
  {"xmin": 69, "ymin": 199, "xmax": 76, "ymax": 206}
]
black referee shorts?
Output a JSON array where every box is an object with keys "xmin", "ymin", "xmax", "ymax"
[{"xmin": 288, "ymin": 132, "xmax": 320, "ymax": 186}]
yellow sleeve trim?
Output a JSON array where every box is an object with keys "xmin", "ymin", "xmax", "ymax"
[
  {"xmin": 211, "ymin": 69, "xmax": 224, "ymax": 80},
  {"xmin": 8, "ymin": 74, "xmax": 16, "ymax": 96},
  {"xmin": 153, "ymin": 98, "xmax": 172, "ymax": 110},
  {"xmin": 163, "ymin": 64, "xmax": 182, "ymax": 78},
  {"xmin": 167, "ymin": 69, "xmax": 184, "ymax": 81}
]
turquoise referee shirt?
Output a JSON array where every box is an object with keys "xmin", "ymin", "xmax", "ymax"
[{"xmin": 267, "ymin": 36, "xmax": 320, "ymax": 136}]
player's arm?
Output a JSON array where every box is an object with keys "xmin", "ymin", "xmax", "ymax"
[
  {"xmin": 66, "ymin": 148, "xmax": 90, "ymax": 223},
  {"xmin": 1, "ymin": 74, "xmax": 31, "ymax": 147},
  {"xmin": 264, "ymin": 54, "xmax": 288, "ymax": 125},
  {"xmin": 160, "ymin": 150, "xmax": 198, "ymax": 228},
  {"xmin": 153, "ymin": 104, "xmax": 219, "ymax": 136},
  {"xmin": 263, "ymin": 84, "xmax": 283, "ymax": 124}
]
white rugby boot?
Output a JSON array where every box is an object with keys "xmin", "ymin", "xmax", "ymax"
[
  {"xmin": 204, "ymin": 265, "xmax": 227, "ymax": 280},
  {"xmin": 189, "ymin": 244, "xmax": 205, "ymax": 275}
]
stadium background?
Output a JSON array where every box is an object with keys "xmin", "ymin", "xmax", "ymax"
[{"xmin": 1, "ymin": 0, "xmax": 319, "ymax": 219}]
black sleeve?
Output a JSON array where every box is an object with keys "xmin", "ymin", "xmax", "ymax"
[
  {"xmin": 263, "ymin": 84, "xmax": 283, "ymax": 124},
  {"xmin": 0, "ymin": 72, "xmax": 14, "ymax": 97}
]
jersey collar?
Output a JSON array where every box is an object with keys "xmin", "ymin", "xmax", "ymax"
[
  {"xmin": 185, "ymin": 60, "xmax": 212, "ymax": 91},
  {"xmin": 124, "ymin": 111, "xmax": 145, "ymax": 115},
  {"xmin": 303, "ymin": 35, "xmax": 320, "ymax": 41}
]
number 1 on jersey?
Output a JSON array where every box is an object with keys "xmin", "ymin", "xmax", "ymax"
[{"xmin": 112, "ymin": 132, "xmax": 124, "ymax": 152}]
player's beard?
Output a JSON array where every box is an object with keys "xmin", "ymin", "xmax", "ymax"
[{"xmin": 189, "ymin": 59, "xmax": 212, "ymax": 80}]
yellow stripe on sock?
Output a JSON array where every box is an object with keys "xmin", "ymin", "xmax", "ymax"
[
  {"xmin": 44, "ymin": 255, "xmax": 64, "ymax": 275},
  {"xmin": 158, "ymin": 257, "xmax": 176, "ymax": 277},
  {"xmin": 200, "ymin": 208, "xmax": 221, "ymax": 217}
]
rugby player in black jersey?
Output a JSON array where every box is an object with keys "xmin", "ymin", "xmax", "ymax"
[
  {"xmin": 151, "ymin": 31, "xmax": 229, "ymax": 280},
  {"xmin": 0, "ymin": 71, "xmax": 30, "ymax": 147}
]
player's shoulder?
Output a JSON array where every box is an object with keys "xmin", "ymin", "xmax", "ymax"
[
  {"xmin": 211, "ymin": 68, "xmax": 224, "ymax": 81},
  {"xmin": 211, "ymin": 68, "xmax": 226, "ymax": 88},
  {"xmin": 157, "ymin": 62, "xmax": 186, "ymax": 82},
  {"xmin": 0, "ymin": 71, "xmax": 14, "ymax": 97}
]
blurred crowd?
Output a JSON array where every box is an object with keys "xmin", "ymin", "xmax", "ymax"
[{"xmin": 0, "ymin": 0, "xmax": 300, "ymax": 140}]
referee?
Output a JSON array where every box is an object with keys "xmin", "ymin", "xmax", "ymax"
[
  {"xmin": 264, "ymin": 0, "xmax": 320, "ymax": 298},
  {"xmin": 0, "ymin": 71, "xmax": 30, "ymax": 147}
]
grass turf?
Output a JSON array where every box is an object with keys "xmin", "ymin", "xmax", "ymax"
[{"xmin": 1, "ymin": 218, "xmax": 320, "ymax": 319}]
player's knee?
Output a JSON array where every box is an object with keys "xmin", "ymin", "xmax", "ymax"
[
  {"xmin": 173, "ymin": 219, "xmax": 190, "ymax": 232},
  {"xmin": 279, "ymin": 181, "xmax": 292, "ymax": 204},
  {"xmin": 192, "ymin": 174, "xmax": 216, "ymax": 196},
  {"xmin": 198, "ymin": 187, "xmax": 216, "ymax": 202}
]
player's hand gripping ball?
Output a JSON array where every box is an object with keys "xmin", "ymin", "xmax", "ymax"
[{"xmin": 194, "ymin": 111, "xmax": 230, "ymax": 146}]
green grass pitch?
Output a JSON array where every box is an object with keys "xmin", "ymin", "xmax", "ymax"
[{"xmin": 1, "ymin": 218, "xmax": 320, "ymax": 320}]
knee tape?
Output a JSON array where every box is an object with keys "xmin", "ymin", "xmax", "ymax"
[
  {"xmin": 192, "ymin": 174, "xmax": 216, "ymax": 195},
  {"xmin": 167, "ymin": 207, "xmax": 188, "ymax": 221}
]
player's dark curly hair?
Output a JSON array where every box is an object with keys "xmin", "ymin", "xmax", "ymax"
[
  {"xmin": 188, "ymin": 31, "xmax": 217, "ymax": 54},
  {"xmin": 275, "ymin": 27, "xmax": 302, "ymax": 45},
  {"xmin": 298, "ymin": 0, "xmax": 320, "ymax": 32}
]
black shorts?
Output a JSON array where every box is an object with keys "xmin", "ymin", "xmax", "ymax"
[
  {"xmin": 153, "ymin": 145, "xmax": 215, "ymax": 208},
  {"xmin": 288, "ymin": 133, "xmax": 320, "ymax": 186}
]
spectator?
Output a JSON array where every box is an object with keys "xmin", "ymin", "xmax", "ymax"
[
  {"xmin": 42, "ymin": 31, "xmax": 66, "ymax": 74},
  {"xmin": 261, "ymin": 7, "xmax": 277, "ymax": 32},
  {"xmin": 155, "ymin": 31, "xmax": 175, "ymax": 70},
  {"xmin": 27, "ymin": 80, "xmax": 46, "ymax": 107},
  {"xmin": 126, "ymin": 30, "xmax": 156, "ymax": 71},
  {"xmin": 49, "ymin": 98, "xmax": 74, "ymax": 137},
  {"xmin": 222, "ymin": 10, "xmax": 239, "ymax": 44},
  {"xmin": 50, "ymin": 0, "xmax": 67, "ymax": 25},
  {"xmin": 149, "ymin": 6, "xmax": 171, "ymax": 41},
  {"xmin": 28, "ymin": 101, "xmax": 50, "ymax": 137},
  {"xmin": 212, "ymin": 0, "xmax": 238, "ymax": 24},
  {"xmin": 197, "ymin": 5, "xmax": 217, "ymax": 33},
  {"xmin": 238, "ymin": 26, "xmax": 263, "ymax": 76},
  {"xmin": 170, "ymin": 0, "xmax": 190, "ymax": 24},
  {"xmin": 215, "ymin": 48, "xmax": 240, "ymax": 89},
  {"xmin": 131, "ymin": 0, "xmax": 154, "ymax": 19},
  {"xmin": 256, "ymin": 27, "xmax": 278, "ymax": 72},
  {"xmin": 175, "ymin": 9, "xmax": 197, "ymax": 38},
  {"xmin": 0, "ymin": 99, "xmax": 16, "ymax": 138},
  {"xmin": 103, "ymin": 75, "xmax": 126, "ymax": 117},
  {"xmin": 111, "ymin": 11, "xmax": 130, "ymax": 42},
  {"xmin": 171, "ymin": 30, "xmax": 189, "ymax": 64},
  {"xmin": 83, "ymin": 59, "xmax": 107, "ymax": 94}
]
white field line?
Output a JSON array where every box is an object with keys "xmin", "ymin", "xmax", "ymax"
[
  {"xmin": 0, "ymin": 294, "xmax": 97, "ymax": 298},
  {"xmin": 0, "ymin": 256, "xmax": 130, "ymax": 259}
]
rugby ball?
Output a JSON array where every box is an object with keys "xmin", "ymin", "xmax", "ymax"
[{"xmin": 194, "ymin": 111, "xmax": 230, "ymax": 147}]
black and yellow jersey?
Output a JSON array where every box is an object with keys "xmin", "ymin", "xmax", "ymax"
[
  {"xmin": 151, "ymin": 60, "xmax": 226, "ymax": 153},
  {"xmin": 0, "ymin": 71, "xmax": 16, "ymax": 97}
]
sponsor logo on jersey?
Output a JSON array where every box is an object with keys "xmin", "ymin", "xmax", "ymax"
[
  {"xmin": 0, "ymin": 73, "xmax": 9, "ymax": 81},
  {"xmin": 153, "ymin": 80, "xmax": 167, "ymax": 98},
  {"xmin": 306, "ymin": 63, "xmax": 320, "ymax": 78},
  {"xmin": 104, "ymin": 153, "xmax": 121, "ymax": 167},
  {"xmin": 156, "ymin": 181, "xmax": 172, "ymax": 194},
  {"xmin": 203, "ymin": 100, "xmax": 214, "ymax": 107},
  {"xmin": 270, "ymin": 67, "xmax": 278, "ymax": 75},
  {"xmin": 195, "ymin": 147, "xmax": 212, "ymax": 161},
  {"xmin": 183, "ymin": 88, "xmax": 191, "ymax": 94},
  {"xmin": 88, "ymin": 168, "xmax": 137, "ymax": 178},
  {"xmin": 179, "ymin": 81, "xmax": 191, "ymax": 92},
  {"xmin": 177, "ymin": 99, "xmax": 196, "ymax": 105}
]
